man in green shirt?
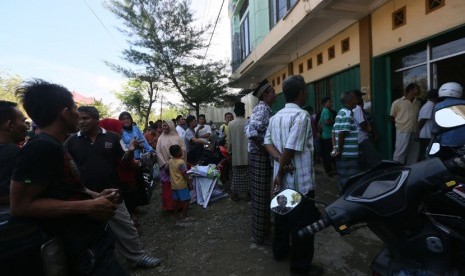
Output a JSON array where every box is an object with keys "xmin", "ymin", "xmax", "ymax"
[{"xmin": 318, "ymin": 97, "xmax": 336, "ymax": 176}]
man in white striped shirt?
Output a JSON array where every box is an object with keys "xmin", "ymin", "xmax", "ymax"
[{"xmin": 264, "ymin": 75, "xmax": 321, "ymax": 275}]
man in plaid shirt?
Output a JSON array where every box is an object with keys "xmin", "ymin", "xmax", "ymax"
[{"xmin": 264, "ymin": 75, "xmax": 322, "ymax": 275}]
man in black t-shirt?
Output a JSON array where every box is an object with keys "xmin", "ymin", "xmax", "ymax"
[
  {"xmin": 0, "ymin": 101, "xmax": 29, "ymax": 204},
  {"xmin": 0, "ymin": 100, "xmax": 43, "ymax": 275},
  {"xmin": 66, "ymin": 106, "xmax": 160, "ymax": 268},
  {"xmin": 10, "ymin": 80, "xmax": 127, "ymax": 275}
]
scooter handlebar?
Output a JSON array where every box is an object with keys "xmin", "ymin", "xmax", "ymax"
[{"xmin": 298, "ymin": 217, "xmax": 331, "ymax": 238}]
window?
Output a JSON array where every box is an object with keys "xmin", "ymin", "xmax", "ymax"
[
  {"xmin": 328, "ymin": 46, "xmax": 335, "ymax": 60},
  {"xmin": 298, "ymin": 63, "xmax": 304, "ymax": 74},
  {"xmin": 307, "ymin": 58, "xmax": 313, "ymax": 70},
  {"xmin": 239, "ymin": 0, "xmax": 249, "ymax": 18},
  {"xmin": 317, "ymin": 53, "xmax": 323, "ymax": 65},
  {"xmin": 272, "ymin": 79, "xmax": 275, "ymax": 87},
  {"xmin": 282, "ymin": 73, "xmax": 286, "ymax": 81},
  {"xmin": 240, "ymin": 15, "xmax": 251, "ymax": 60},
  {"xmin": 341, "ymin": 37, "xmax": 350, "ymax": 53},
  {"xmin": 392, "ymin": 6, "xmax": 406, "ymax": 29},
  {"xmin": 426, "ymin": 0, "xmax": 445, "ymax": 14},
  {"xmin": 277, "ymin": 76, "xmax": 281, "ymax": 85},
  {"xmin": 269, "ymin": 0, "xmax": 299, "ymax": 27}
]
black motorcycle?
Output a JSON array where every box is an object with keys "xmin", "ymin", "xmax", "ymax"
[{"xmin": 271, "ymin": 105, "xmax": 465, "ymax": 275}]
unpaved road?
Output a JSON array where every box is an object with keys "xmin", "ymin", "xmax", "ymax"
[{"xmin": 124, "ymin": 164, "xmax": 382, "ymax": 275}]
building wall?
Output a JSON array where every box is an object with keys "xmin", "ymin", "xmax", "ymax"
[
  {"xmin": 230, "ymin": 0, "xmax": 271, "ymax": 70},
  {"xmin": 372, "ymin": 0, "xmax": 465, "ymax": 57},
  {"xmin": 294, "ymin": 23, "xmax": 360, "ymax": 83},
  {"xmin": 266, "ymin": 23, "xmax": 361, "ymax": 94},
  {"xmin": 251, "ymin": 0, "xmax": 270, "ymax": 50},
  {"xmin": 232, "ymin": 0, "xmax": 309, "ymax": 76}
]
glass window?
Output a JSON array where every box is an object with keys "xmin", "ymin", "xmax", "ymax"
[
  {"xmin": 307, "ymin": 58, "xmax": 313, "ymax": 70},
  {"xmin": 392, "ymin": 44, "xmax": 427, "ymax": 69},
  {"xmin": 317, "ymin": 53, "xmax": 323, "ymax": 65},
  {"xmin": 240, "ymin": 15, "xmax": 250, "ymax": 60},
  {"xmin": 432, "ymin": 37, "xmax": 465, "ymax": 60},
  {"xmin": 239, "ymin": 0, "xmax": 249, "ymax": 18},
  {"xmin": 341, "ymin": 37, "xmax": 350, "ymax": 53},
  {"xmin": 271, "ymin": 0, "xmax": 300, "ymax": 27},
  {"xmin": 277, "ymin": 0, "xmax": 287, "ymax": 20},
  {"xmin": 426, "ymin": 0, "xmax": 445, "ymax": 14}
]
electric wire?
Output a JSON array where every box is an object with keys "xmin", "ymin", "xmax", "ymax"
[
  {"xmin": 202, "ymin": 0, "xmax": 225, "ymax": 62},
  {"xmin": 81, "ymin": 0, "xmax": 123, "ymax": 49}
]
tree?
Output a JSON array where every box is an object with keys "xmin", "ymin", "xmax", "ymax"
[
  {"xmin": 115, "ymin": 78, "xmax": 158, "ymax": 127},
  {"xmin": 183, "ymin": 62, "xmax": 236, "ymax": 115},
  {"xmin": 107, "ymin": 0, "xmax": 234, "ymax": 116},
  {"xmin": 0, "ymin": 72, "xmax": 22, "ymax": 103},
  {"xmin": 93, "ymin": 98, "xmax": 112, "ymax": 119}
]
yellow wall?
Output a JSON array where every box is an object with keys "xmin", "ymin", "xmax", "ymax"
[
  {"xmin": 372, "ymin": 0, "xmax": 465, "ymax": 57},
  {"xmin": 268, "ymin": 23, "xmax": 360, "ymax": 92},
  {"xmin": 269, "ymin": 67, "xmax": 289, "ymax": 93}
]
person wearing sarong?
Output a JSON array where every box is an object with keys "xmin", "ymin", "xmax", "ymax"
[
  {"xmin": 228, "ymin": 102, "xmax": 249, "ymax": 201},
  {"xmin": 246, "ymin": 79, "xmax": 275, "ymax": 244},
  {"xmin": 156, "ymin": 120, "xmax": 186, "ymax": 211},
  {"xmin": 332, "ymin": 90, "xmax": 359, "ymax": 192}
]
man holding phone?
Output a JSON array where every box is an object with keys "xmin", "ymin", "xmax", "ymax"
[
  {"xmin": 10, "ymin": 80, "xmax": 126, "ymax": 275},
  {"xmin": 66, "ymin": 106, "xmax": 160, "ymax": 268}
]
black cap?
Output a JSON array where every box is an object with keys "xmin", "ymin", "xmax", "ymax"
[
  {"xmin": 233, "ymin": 102, "xmax": 245, "ymax": 111},
  {"xmin": 253, "ymin": 79, "xmax": 271, "ymax": 98},
  {"xmin": 353, "ymin": 89, "xmax": 366, "ymax": 97}
]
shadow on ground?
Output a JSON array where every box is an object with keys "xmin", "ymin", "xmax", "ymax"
[{"xmin": 127, "ymin": 163, "xmax": 382, "ymax": 276}]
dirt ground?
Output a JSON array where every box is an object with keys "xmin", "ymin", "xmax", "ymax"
[{"xmin": 124, "ymin": 164, "xmax": 383, "ymax": 276}]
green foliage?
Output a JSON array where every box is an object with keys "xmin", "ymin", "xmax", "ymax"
[
  {"xmin": 115, "ymin": 79, "xmax": 158, "ymax": 127},
  {"xmin": 0, "ymin": 72, "xmax": 22, "ymax": 103},
  {"xmin": 92, "ymin": 98, "xmax": 113, "ymax": 119},
  {"xmin": 107, "ymin": 0, "xmax": 236, "ymax": 117},
  {"xmin": 182, "ymin": 62, "xmax": 237, "ymax": 115}
]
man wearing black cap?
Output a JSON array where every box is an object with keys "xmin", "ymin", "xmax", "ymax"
[
  {"xmin": 228, "ymin": 102, "xmax": 249, "ymax": 201},
  {"xmin": 245, "ymin": 79, "xmax": 275, "ymax": 244},
  {"xmin": 352, "ymin": 89, "xmax": 381, "ymax": 169}
]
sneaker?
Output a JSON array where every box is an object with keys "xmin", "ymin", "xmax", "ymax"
[{"xmin": 133, "ymin": 254, "xmax": 161, "ymax": 268}]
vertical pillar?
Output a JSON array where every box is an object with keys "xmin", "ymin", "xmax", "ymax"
[{"xmin": 359, "ymin": 15, "xmax": 372, "ymax": 103}]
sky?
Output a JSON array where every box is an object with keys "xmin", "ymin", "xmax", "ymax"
[{"xmin": 0, "ymin": 0, "xmax": 231, "ymax": 108}]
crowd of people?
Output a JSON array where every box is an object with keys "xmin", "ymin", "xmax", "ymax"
[{"xmin": 0, "ymin": 76, "xmax": 463, "ymax": 275}]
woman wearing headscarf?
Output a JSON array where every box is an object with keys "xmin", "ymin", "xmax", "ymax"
[
  {"xmin": 118, "ymin": 112, "xmax": 155, "ymax": 213},
  {"xmin": 156, "ymin": 120, "xmax": 186, "ymax": 211},
  {"xmin": 118, "ymin": 111, "xmax": 154, "ymax": 159},
  {"xmin": 98, "ymin": 118, "xmax": 140, "ymax": 216}
]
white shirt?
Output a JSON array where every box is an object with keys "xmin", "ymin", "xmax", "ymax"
[
  {"xmin": 264, "ymin": 103, "xmax": 315, "ymax": 194},
  {"xmin": 176, "ymin": 125, "xmax": 186, "ymax": 141},
  {"xmin": 418, "ymin": 100, "xmax": 435, "ymax": 139},
  {"xmin": 353, "ymin": 105, "xmax": 368, "ymax": 143},
  {"xmin": 195, "ymin": 124, "xmax": 212, "ymax": 143}
]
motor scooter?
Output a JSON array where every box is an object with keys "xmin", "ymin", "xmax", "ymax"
[{"xmin": 271, "ymin": 105, "xmax": 465, "ymax": 275}]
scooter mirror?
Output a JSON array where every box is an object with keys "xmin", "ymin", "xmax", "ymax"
[
  {"xmin": 429, "ymin": 142, "xmax": 440, "ymax": 155},
  {"xmin": 435, "ymin": 105, "xmax": 465, "ymax": 128},
  {"xmin": 270, "ymin": 189, "xmax": 302, "ymax": 215}
]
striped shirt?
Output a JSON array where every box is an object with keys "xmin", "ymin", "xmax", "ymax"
[
  {"xmin": 264, "ymin": 103, "xmax": 314, "ymax": 194},
  {"xmin": 333, "ymin": 107, "xmax": 358, "ymax": 159}
]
